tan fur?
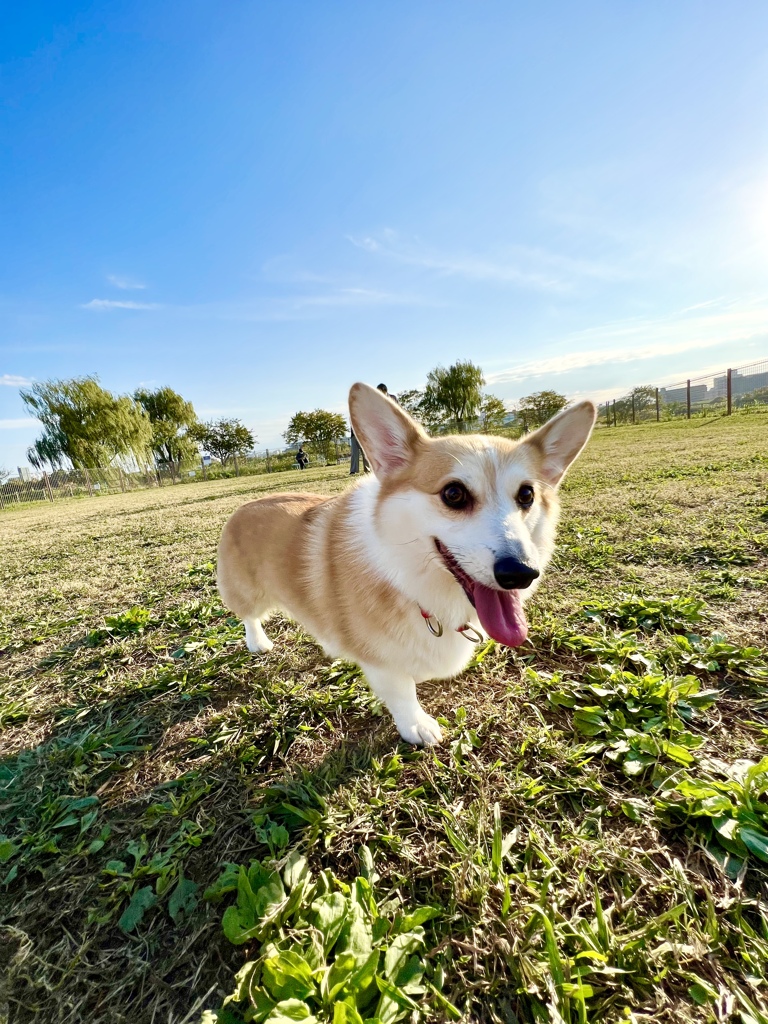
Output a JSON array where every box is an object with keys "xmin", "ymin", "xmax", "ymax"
[
  {"xmin": 218, "ymin": 484, "xmax": 413, "ymax": 666},
  {"xmin": 217, "ymin": 383, "xmax": 596, "ymax": 745}
]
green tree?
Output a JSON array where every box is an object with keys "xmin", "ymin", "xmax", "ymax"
[
  {"xmin": 631, "ymin": 385, "xmax": 656, "ymax": 409},
  {"xmin": 21, "ymin": 376, "xmax": 152, "ymax": 469},
  {"xmin": 190, "ymin": 419, "xmax": 255, "ymax": 467},
  {"xmin": 284, "ymin": 409, "xmax": 347, "ymax": 463},
  {"xmin": 134, "ymin": 386, "xmax": 199, "ymax": 478},
  {"xmin": 422, "ymin": 361, "xmax": 485, "ymax": 432},
  {"xmin": 478, "ymin": 394, "xmax": 508, "ymax": 433},
  {"xmin": 396, "ymin": 389, "xmax": 425, "ymax": 418},
  {"xmin": 516, "ymin": 390, "xmax": 568, "ymax": 429},
  {"xmin": 629, "ymin": 385, "xmax": 656, "ymax": 420}
]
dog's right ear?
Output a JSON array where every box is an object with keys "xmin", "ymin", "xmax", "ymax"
[{"xmin": 348, "ymin": 383, "xmax": 427, "ymax": 478}]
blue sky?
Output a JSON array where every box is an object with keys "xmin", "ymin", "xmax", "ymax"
[{"xmin": 2, "ymin": 2, "xmax": 768, "ymax": 468}]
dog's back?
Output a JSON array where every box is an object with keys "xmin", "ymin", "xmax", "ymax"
[
  {"xmin": 217, "ymin": 493, "xmax": 324, "ymax": 644},
  {"xmin": 217, "ymin": 484, "xmax": 414, "ymax": 663}
]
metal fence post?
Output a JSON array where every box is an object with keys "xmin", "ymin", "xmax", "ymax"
[
  {"xmin": 727, "ymin": 368, "xmax": 732, "ymax": 415},
  {"xmin": 655, "ymin": 388, "xmax": 660, "ymax": 422},
  {"xmin": 612, "ymin": 400, "xmax": 617, "ymax": 427},
  {"xmin": 686, "ymin": 380, "xmax": 691, "ymax": 419},
  {"xmin": 631, "ymin": 393, "xmax": 636, "ymax": 424}
]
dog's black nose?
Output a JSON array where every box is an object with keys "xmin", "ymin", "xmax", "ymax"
[{"xmin": 493, "ymin": 557, "xmax": 540, "ymax": 590}]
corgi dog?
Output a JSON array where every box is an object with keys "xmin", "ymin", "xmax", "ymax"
[{"xmin": 217, "ymin": 384, "xmax": 596, "ymax": 746}]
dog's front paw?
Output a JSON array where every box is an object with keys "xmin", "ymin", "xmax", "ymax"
[
  {"xmin": 244, "ymin": 620, "xmax": 273, "ymax": 653},
  {"xmin": 397, "ymin": 710, "xmax": 443, "ymax": 747},
  {"xmin": 247, "ymin": 637, "xmax": 273, "ymax": 654}
]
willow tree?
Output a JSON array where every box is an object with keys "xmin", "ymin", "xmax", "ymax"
[
  {"xmin": 21, "ymin": 376, "xmax": 152, "ymax": 469},
  {"xmin": 422, "ymin": 361, "xmax": 485, "ymax": 432},
  {"xmin": 134, "ymin": 386, "xmax": 199, "ymax": 478}
]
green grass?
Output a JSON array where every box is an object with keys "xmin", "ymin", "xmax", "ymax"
[{"xmin": 1, "ymin": 416, "xmax": 767, "ymax": 1023}]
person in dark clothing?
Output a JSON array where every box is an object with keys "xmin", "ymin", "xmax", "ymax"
[
  {"xmin": 377, "ymin": 383, "xmax": 399, "ymax": 404},
  {"xmin": 349, "ymin": 428, "xmax": 369, "ymax": 475},
  {"xmin": 297, "ymin": 446, "xmax": 309, "ymax": 469}
]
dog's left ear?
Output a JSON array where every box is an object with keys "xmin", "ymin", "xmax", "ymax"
[
  {"xmin": 523, "ymin": 400, "xmax": 597, "ymax": 487},
  {"xmin": 348, "ymin": 383, "xmax": 427, "ymax": 478}
]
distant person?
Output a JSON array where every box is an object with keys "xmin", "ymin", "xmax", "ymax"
[
  {"xmin": 349, "ymin": 428, "xmax": 369, "ymax": 475},
  {"xmin": 376, "ymin": 383, "xmax": 399, "ymax": 404},
  {"xmin": 297, "ymin": 445, "xmax": 309, "ymax": 470}
]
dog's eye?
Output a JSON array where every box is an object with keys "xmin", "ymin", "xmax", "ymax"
[
  {"xmin": 441, "ymin": 482, "xmax": 471, "ymax": 510},
  {"xmin": 517, "ymin": 484, "xmax": 535, "ymax": 509}
]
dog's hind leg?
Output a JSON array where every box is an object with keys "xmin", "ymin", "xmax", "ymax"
[
  {"xmin": 362, "ymin": 665, "xmax": 443, "ymax": 747},
  {"xmin": 243, "ymin": 613, "xmax": 274, "ymax": 654},
  {"xmin": 217, "ymin": 562, "xmax": 274, "ymax": 653}
]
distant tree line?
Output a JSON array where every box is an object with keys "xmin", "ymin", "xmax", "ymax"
[
  {"xmin": 20, "ymin": 377, "xmax": 256, "ymax": 474},
  {"xmin": 17, "ymin": 365, "xmax": 570, "ymax": 474},
  {"xmin": 391, "ymin": 361, "xmax": 567, "ymax": 434}
]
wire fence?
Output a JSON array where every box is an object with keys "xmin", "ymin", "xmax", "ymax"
[
  {"xmin": 0, "ymin": 442, "xmax": 353, "ymax": 511},
  {"xmin": 5, "ymin": 358, "xmax": 767, "ymax": 509},
  {"xmin": 599, "ymin": 357, "xmax": 768, "ymax": 426}
]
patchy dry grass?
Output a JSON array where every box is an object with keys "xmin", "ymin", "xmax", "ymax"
[{"xmin": 1, "ymin": 416, "xmax": 767, "ymax": 1024}]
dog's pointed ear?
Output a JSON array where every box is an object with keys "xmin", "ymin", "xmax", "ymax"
[
  {"xmin": 348, "ymin": 383, "xmax": 427, "ymax": 478},
  {"xmin": 522, "ymin": 400, "xmax": 597, "ymax": 487}
]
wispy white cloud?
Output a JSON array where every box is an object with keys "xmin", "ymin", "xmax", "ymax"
[
  {"xmin": 1, "ymin": 373, "xmax": 33, "ymax": 387},
  {"xmin": 0, "ymin": 418, "xmax": 39, "ymax": 430},
  {"xmin": 82, "ymin": 299, "xmax": 160, "ymax": 311},
  {"xmin": 190, "ymin": 287, "xmax": 425, "ymax": 322},
  {"xmin": 485, "ymin": 300, "xmax": 768, "ymax": 385},
  {"xmin": 79, "ymin": 285, "xmax": 419, "ymax": 321},
  {"xmin": 107, "ymin": 274, "xmax": 146, "ymax": 290},
  {"xmin": 347, "ymin": 229, "xmax": 624, "ymax": 291},
  {"xmin": 293, "ymin": 287, "xmax": 420, "ymax": 308},
  {"xmin": 487, "ymin": 341, "xmax": 717, "ymax": 385}
]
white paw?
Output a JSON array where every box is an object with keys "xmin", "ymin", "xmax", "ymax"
[
  {"xmin": 397, "ymin": 710, "xmax": 443, "ymax": 747},
  {"xmin": 244, "ymin": 622, "xmax": 273, "ymax": 653},
  {"xmin": 246, "ymin": 637, "xmax": 273, "ymax": 654}
]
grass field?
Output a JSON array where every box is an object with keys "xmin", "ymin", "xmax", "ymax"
[{"xmin": 1, "ymin": 415, "xmax": 768, "ymax": 1024}]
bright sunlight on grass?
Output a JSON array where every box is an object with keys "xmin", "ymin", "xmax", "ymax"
[{"xmin": 1, "ymin": 416, "xmax": 767, "ymax": 1023}]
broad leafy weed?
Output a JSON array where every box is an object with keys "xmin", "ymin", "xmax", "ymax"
[{"xmin": 1, "ymin": 416, "xmax": 768, "ymax": 1023}]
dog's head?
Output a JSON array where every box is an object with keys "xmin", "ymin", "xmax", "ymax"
[{"xmin": 349, "ymin": 382, "xmax": 596, "ymax": 647}]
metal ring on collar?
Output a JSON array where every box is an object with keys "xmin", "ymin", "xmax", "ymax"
[
  {"xmin": 425, "ymin": 614, "xmax": 444, "ymax": 637},
  {"xmin": 457, "ymin": 624, "xmax": 483, "ymax": 643}
]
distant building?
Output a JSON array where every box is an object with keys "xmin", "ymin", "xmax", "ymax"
[
  {"xmin": 659, "ymin": 384, "xmax": 708, "ymax": 405},
  {"xmin": 18, "ymin": 466, "xmax": 32, "ymax": 481},
  {"xmin": 711, "ymin": 368, "xmax": 768, "ymax": 400},
  {"xmin": 733, "ymin": 368, "xmax": 768, "ymax": 396}
]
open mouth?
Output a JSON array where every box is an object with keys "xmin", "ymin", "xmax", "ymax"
[
  {"xmin": 434, "ymin": 538, "xmax": 477, "ymax": 606},
  {"xmin": 434, "ymin": 538, "xmax": 529, "ymax": 648}
]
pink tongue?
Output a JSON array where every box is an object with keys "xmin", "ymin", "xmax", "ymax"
[{"xmin": 473, "ymin": 583, "xmax": 528, "ymax": 647}]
